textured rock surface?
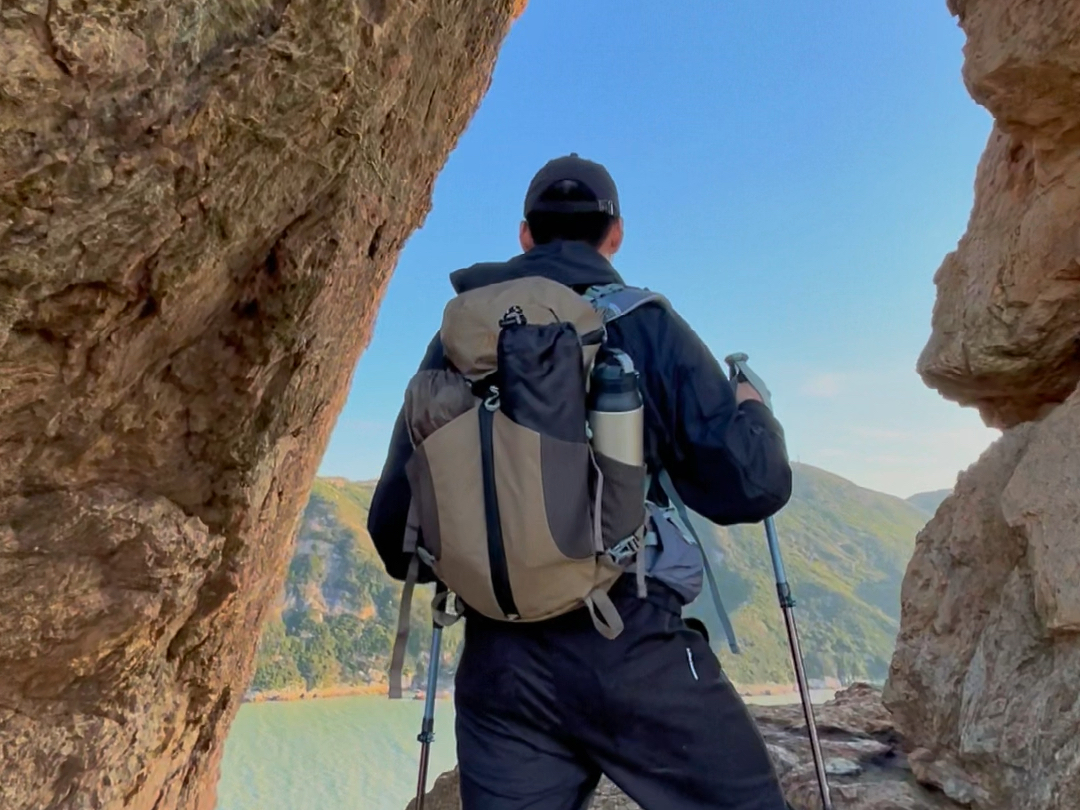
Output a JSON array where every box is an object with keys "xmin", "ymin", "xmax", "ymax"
[
  {"xmin": 886, "ymin": 2, "xmax": 1080, "ymax": 808},
  {"xmin": 411, "ymin": 685, "xmax": 958, "ymax": 810},
  {"xmin": 0, "ymin": 2, "xmax": 522, "ymax": 808},
  {"xmin": 916, "ymin": 1, "xmax": 1080, "ymax": 428},
  {"xmin": 885, "ymin": 389, "xmax": 1080, "ymax": 809}
]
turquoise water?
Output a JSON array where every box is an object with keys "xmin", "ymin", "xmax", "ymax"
[
  {"xmin": 216, "ymin": 696, "xmax": 459, "ymax": 810},
  {"xmin": 215, "ymin": 690, "xmax": 836, "ymax": 810}
]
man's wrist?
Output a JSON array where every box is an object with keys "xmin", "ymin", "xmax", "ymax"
[{"xmin": 734, "ymin": 381, "xmax": 764, "ymax": 405}]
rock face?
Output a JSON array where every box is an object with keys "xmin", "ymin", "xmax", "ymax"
[
  {"xmin": 884, "ymin": 391, "xmax": 1080, "ymax": 809},
  {"xmin": 411, "ymin": 685, "xmax": 959, "ymax": 810},
  {"xmin": 0, "ymin": 2, "xmax": 522, "ymax": 808},
  {"xmin": 886, "ymin": 1, "xmax": 1080, "ymax": 808},
  {"xmin": 916, "ymin": 0, "xmax": 1080, "ymax": 428}
]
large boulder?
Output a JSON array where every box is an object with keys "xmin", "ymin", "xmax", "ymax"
[
  {"xmin": 916, "ymin": 0, "xmax": 1080, "ymax": 427},
  {"xmin": 411, "ymin": 685, "xmax": 959, "ymax": 810},
  {"xmin": 0, "ymin": 1, "xmax": 523, "ymax": 808},
  {"xmin": 884, "ymin": 387, "xmax": 1080, "ymax": 809},
  {"xmin": 887, "ymin": 1, "xmax": 1080, "ymax": 808}
]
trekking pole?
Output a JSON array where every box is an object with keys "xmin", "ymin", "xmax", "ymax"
[
  {"xmin": 413, "ymin": 585, "xmax": 447, "ymax": 810},
  {"xmin": 724, "ymin": 353, "xmax": 834, "ymax": 810}
]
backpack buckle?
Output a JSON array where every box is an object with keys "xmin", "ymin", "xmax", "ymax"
[{"xmin": 606, "ymin": 535, "xmax": 641, "ymax": 565}]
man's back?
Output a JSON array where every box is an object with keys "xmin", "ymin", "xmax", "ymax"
[{"xmin": 368, "ymin": 238, "xmax": 792, "ymax": 580}]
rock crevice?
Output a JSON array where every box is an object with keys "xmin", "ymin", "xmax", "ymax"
[{"xmin": 416, "ymin": 2, "xmax": 1080, "ymax": 809}]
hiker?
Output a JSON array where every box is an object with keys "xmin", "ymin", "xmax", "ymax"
[{"xmin": 368, "ymin": 153, "xmax": 794, "ymax": 810}]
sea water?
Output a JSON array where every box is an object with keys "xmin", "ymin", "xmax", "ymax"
[{"xmin": 215, "ymin": 696, "xmax": 458, "ymax": 810}]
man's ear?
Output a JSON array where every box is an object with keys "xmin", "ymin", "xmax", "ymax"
[
  {"xmin": 601, "ymin": 217, "xmax": 624, "ymax": 258},
  {"xmin": 519, "ymin": 220, "xmax": 535, "ymax": 252}
]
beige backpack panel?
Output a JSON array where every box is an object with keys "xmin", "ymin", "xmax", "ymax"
[
  {"xmin": 407, "ymin": 406, "xmax": 506, "ymax": 621},
  {"xmin": 441, "ymin": 276, "xmax": 604, "ymax": 379}
]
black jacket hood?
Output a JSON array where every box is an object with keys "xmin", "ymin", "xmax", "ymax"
[{"xmin": 449, "ymin": 240, "xmax": 625, "ymax": 294}]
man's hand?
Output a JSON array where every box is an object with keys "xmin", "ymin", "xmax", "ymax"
[{"xmin": 735, "ymin": 381, "xmax": 764, "ymax": 405}]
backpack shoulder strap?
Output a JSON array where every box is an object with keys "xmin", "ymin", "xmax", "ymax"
[
  {"xmin": 655, "ymin": 469, "xmax": 740, "ymax": 655},
  {"xmin": 583, "ymin": 283, "xmax": 668, "ymax": 325},
  {"xmin": 585, "ymin": 283, "xmax": 740, "ymax": 655}
]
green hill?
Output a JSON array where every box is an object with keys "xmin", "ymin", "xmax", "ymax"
[
  {"xmin": 248, "ymin": 477, "xmax": 463, "ymax": 698},
  {"xmin": 905, "ymin": 488, "xmax": 952, "ymax": 517},
  {"xmin": 684, "ymin": 462, "xmax": 927, "ymax": 685},
  {"xmin": 249, "ymin": 463, "xmax": 928, "ymax": 695}
]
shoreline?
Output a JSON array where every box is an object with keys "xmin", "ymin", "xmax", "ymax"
[
  {"xmin": 243, "ymin": 680, "xmax": 846, "ymax": 705},
  {"xmin": 243, "ymin": 683, "xmax": 454, "ymax": 704}
]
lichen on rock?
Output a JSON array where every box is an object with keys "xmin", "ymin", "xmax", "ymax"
[{"xmin": 0, "ymin": 1, "xmax": 523, "ymax": 808}]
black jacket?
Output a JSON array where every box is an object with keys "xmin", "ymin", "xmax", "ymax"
[{"xmin": 367, "ymin": 241, "xmax": 793, "ymax": 582}]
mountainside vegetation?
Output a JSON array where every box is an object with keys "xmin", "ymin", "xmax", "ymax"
[
  {"xmin": 685, "ymin": 463, "xmax": 928, "ymax": 684},
  {"xmin": 249, "ymin": 463, "xmax": 930, "ymax": 695},
  {"xmin": 249, "ymin": 478, "xmax": 463, "ymax": 698}
]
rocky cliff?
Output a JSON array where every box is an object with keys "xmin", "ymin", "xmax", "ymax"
[
  {"xmin": 884, "ymin": 1, "xmax": 1080, "ymax": 807},
  {"xmin": 916, "ymin": 0, "xmax": 1080, "ymax": 427},
  {"xmin": 0, "ymin": 2, "xmax": 523, "ymax": 808}
]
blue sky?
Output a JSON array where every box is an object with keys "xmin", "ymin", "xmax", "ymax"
[{"xmin": 318, "ymin": 0, "xmax": 1000, "ymax": 499}]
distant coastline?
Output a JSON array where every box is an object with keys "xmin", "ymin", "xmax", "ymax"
[
  {"xmin": 242, "ymin": 678, "xmax": 848, "ymax": 705},
  {"xmin": 249, "ymin": 475, "xmax": 916, "ymax": 713},
  {"xmin": 243, "ymin": 683, "xmax": 454, "ymax": 704}
]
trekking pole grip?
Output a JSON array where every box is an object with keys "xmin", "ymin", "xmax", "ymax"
[{"xmin": 723, "ymin": 353, "xmax": 774, "ymax": 413}]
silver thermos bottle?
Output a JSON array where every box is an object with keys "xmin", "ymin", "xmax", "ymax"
[{"xmin": 587, "ymin": 353, "xmax": 644, "ymax": 467}]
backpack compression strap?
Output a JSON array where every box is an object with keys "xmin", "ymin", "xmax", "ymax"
[
  {"xmin": 388, "ymin": 498, "xmax": 422, "ymax": 699},
  {"xmin": 389, "ymin": 499, "xmax": 466, "ymax": 700}
]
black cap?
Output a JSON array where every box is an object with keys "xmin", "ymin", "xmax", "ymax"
[{"xmin": 523, "ymin": 153, "xmax": 620, "ymax": 218}]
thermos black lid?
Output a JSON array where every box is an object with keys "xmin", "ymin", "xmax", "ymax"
[
  {"xmin": 588, "ymin": 355, "xmax": 641, "ymax": 410},
  {"xmin": 592, "ymin": 361, "xmax": 637, "ymax": 393}
]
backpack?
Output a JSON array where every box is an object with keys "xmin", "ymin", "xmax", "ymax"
[{"xmin": 386, "ymin": 276, "xmax": 737, "ymax": 698}]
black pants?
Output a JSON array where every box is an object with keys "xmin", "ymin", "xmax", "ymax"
[{"xmin": 453, "ymin": 577, "xmax": 788, "ymax": 810}]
